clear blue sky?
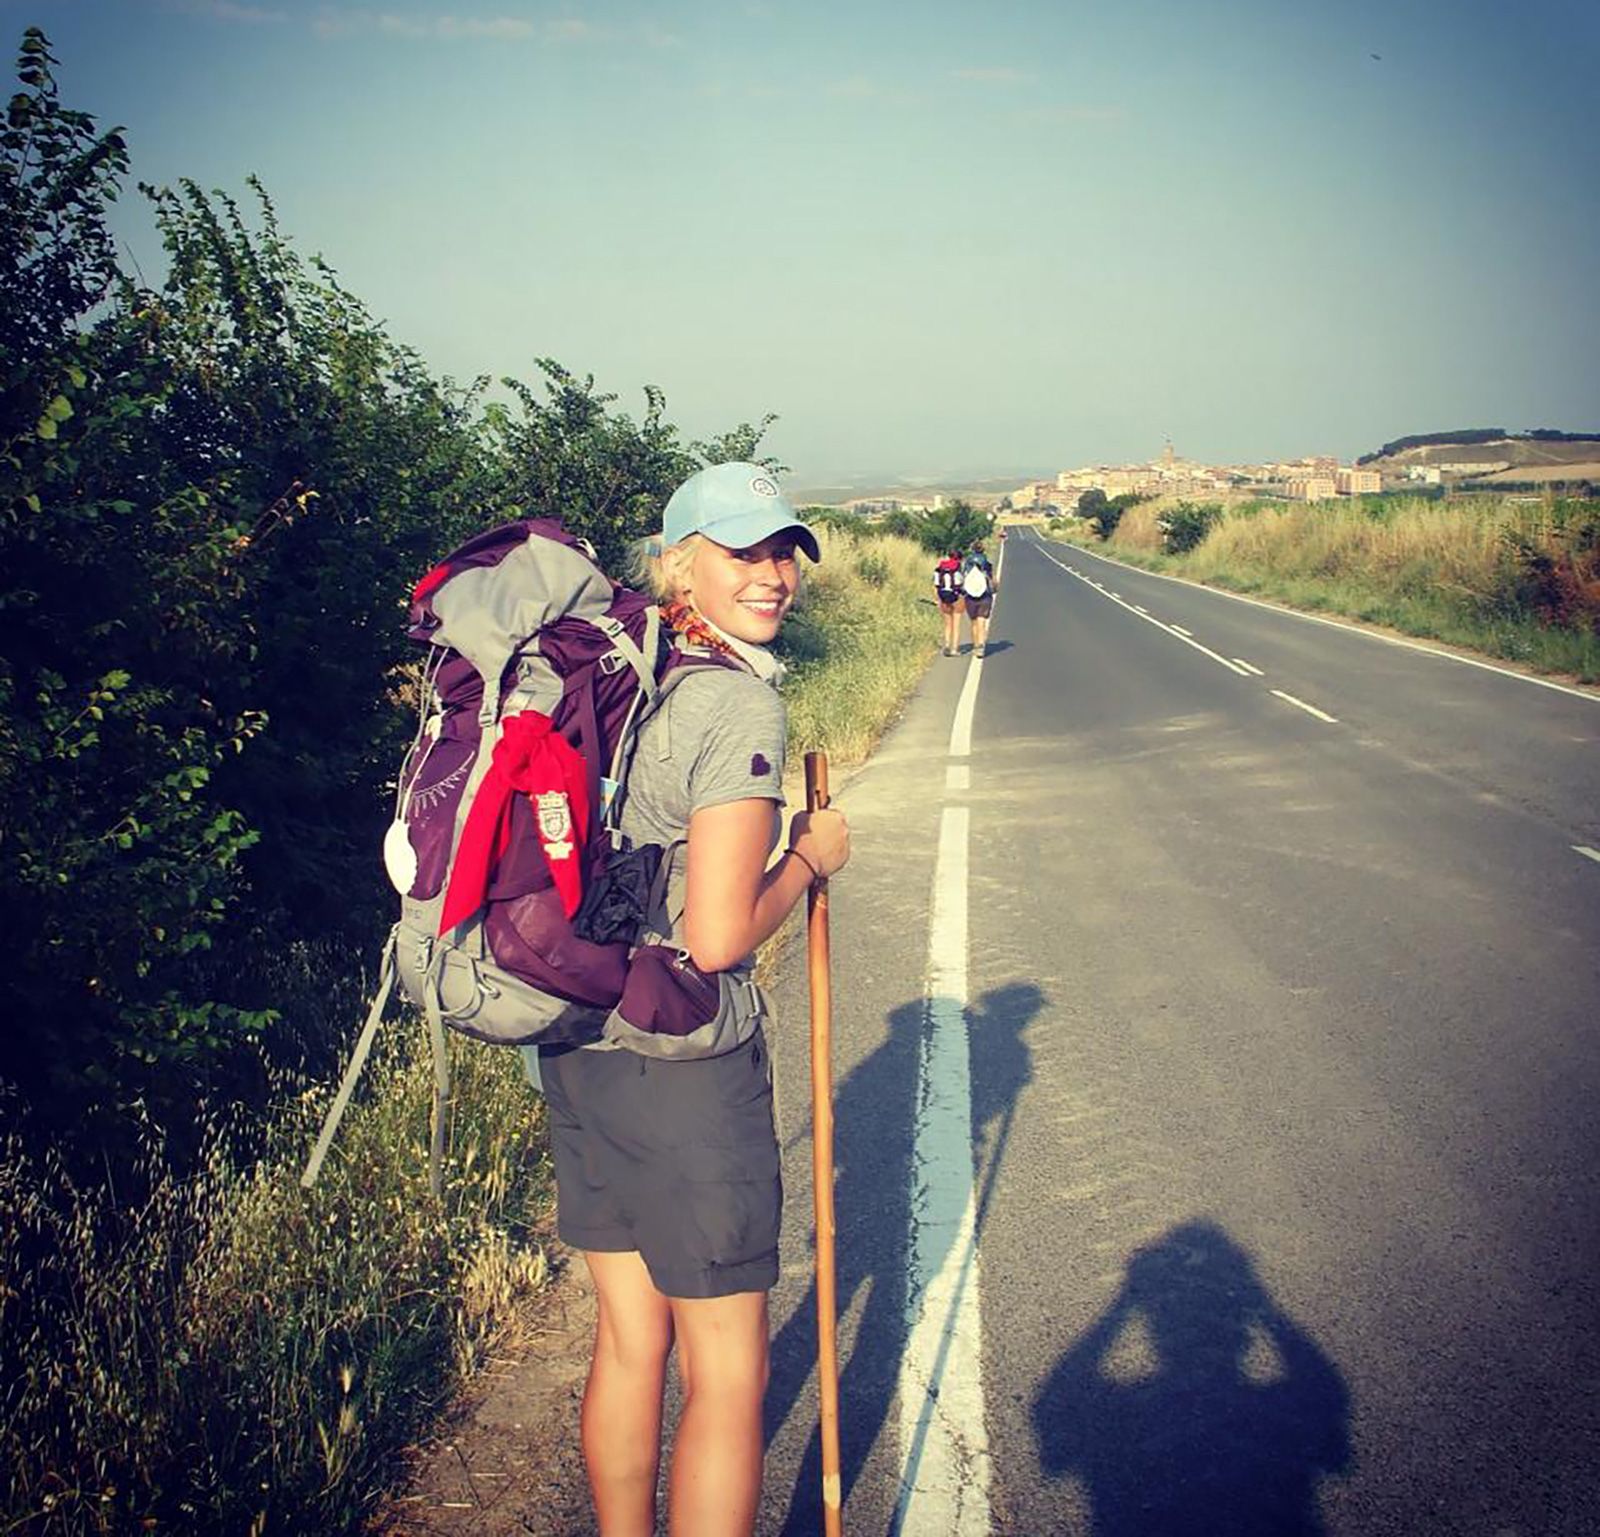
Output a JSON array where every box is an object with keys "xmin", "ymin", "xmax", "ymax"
[{"xmin": 16, "ymin": 0, "xmax": 1600, "ymax": 484}]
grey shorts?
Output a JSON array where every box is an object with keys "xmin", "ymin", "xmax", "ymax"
[{"xmin": 538, "ymin": 1030, "xmax": 781, "ymax": 1299}]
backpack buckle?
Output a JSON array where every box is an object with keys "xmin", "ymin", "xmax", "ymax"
[{"xmin": 598, "ymin": 649, "xmax": 628, "ymax": 676}]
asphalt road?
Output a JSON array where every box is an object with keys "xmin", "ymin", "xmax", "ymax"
[{"xmin": 758, "ymin": 530, "xmax": 1600, "ymax": 1536}]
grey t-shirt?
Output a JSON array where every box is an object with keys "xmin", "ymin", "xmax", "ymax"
[{"xmin": 620, "ymin": 660, "xmax": 787, "ymax": 950}]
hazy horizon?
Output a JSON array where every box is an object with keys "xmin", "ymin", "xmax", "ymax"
[{"xmin": 24, "ymin": 0, "xmax": 1600, "ymax": 484}]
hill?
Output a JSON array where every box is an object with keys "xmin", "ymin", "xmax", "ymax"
[{"xmin": 1360, "ymin": 430, "xmax": 1600, "ymax": 473}]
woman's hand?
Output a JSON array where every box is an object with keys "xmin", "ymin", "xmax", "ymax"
[
  {"xmin": 682, "ymin": 800, "xmax": 851, "ymax": 972},
  {"xmin": 787, "ymin": 807, "xmax": 851, "ymax": 880}
]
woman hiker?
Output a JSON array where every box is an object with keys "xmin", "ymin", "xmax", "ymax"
[
  {"xmin": 537, "ymin": 461, "xmax": 852, "ymax": 1537},
  {"xmin": 934, "ymin": 548, "xmax": 963, "ymax": 655},
  {"xmin": 961, "ymin": 539, "xmax": 999, "ymax": 658}
]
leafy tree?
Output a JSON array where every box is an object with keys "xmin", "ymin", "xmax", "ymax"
[
  {"xmin": 1076, "ymin": 487, "xmax": 1108, "ymax": 523},
  {"xmin": 917, "ymin": 498, "xmax": 991, "ymax": 555},
  {"xmin": 0, "ymin": 29, "xmax": 268, "ymax": 1135},
  {"xmin": 482, "ymin": 364, "xmax": 780, "ymax": 577},
  {"xmin": 0, "ymin": 31, "xmax": 779, "ymax": 1149},
  {"xmin": 485, "ymin": 363, "xmax": 694, "ymax": 576}
]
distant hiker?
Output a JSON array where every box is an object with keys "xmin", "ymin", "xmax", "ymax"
[
  {"xmin": 934, "ymin": 550, "xmax": 963, "ymax": 655},
  {"xmin": 539, "ymin": 462, "xmax": 850, "ymax": 1537},
  {"xmin": 960, "ymin": 540, "xmax": 998, "ymax": 658}
]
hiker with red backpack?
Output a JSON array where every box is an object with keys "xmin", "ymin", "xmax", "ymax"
[
  {"xmin": 539, "ymin": 463, "xmax": 850, "ymax": 1536},
  {"xmin": 933, "ymin": 550, "xmax": 963, "ymax": 656}
]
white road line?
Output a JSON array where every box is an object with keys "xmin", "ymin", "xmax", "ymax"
[
  {"xmin": 895, "ymin": 806, "xmax": 992, "ymax": 1536},
  {"xmin": 1133, "ymin": 605, "xmax": 1149, "ymax": 615},
  {"xmin": 1036, "ymin": 545, "xmax": 1251, "ymax": 676},
  {"xmin": 1056, "ymin": 539, "xmax": 1600, "ymax": 706},
  {"xmin": 943, "ymin": 536, "xmax": 1002, "ymax": 762},
  {"xmin": 1234, "ymin": 659, "xmax": 1265, "ymax": 676},
  {"xmin": 1271, "ymin": 689, "xmax": 1339, "ymax": 723},
  {"xmin": 1574, "ymin": 845, "xmax": 1600, "ymax": 866},
  {"xmin": 949, "ymin": 657, "xmax": 983, "ymax": 757},
  {"xmin": 1171, "ymin": 624, "xmax": 1193, "ymax": 637}
]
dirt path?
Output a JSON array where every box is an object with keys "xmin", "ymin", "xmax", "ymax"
[{"xmin": 375, "ymin": 1256, "xmax": 600, "ymax": 1536}]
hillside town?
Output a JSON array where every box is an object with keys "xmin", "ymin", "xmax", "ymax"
[
  {"xmin": 828, "ymin": 440, "xmax": 1495, "ymax": 515},
  {"xmin": 1015, "ymin": 439, "xmax": 1385, "ymax": 511}
]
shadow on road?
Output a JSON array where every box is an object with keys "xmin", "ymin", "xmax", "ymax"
[
  {"xmin": 1032, "ymin": 1220, "xmax": 1351, "ymax": 1536},
  {"xmin": 765, "ymin": 981, "xmax": 1041, "ymax": 1534}
]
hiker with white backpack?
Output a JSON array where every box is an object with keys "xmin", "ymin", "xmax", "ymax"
[
  {"xmin": 959, "ymin": 539, "xmax": 998, "ymax": 658},
  {"xmin": 540, "ymin": 463, "xmax": 850, "ymax": 1536}
]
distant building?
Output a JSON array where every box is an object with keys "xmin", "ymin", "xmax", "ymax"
[
  {"xmin": 1286, "ymin": 477, "xmax": 1338, "ymax": 502},
  {"xmin": 1336, "ymin": 468, "xmax": 1382, "ymax": 495},
  {"xmin": 1056, "ymin": 469, "xmax": 1099, "ymax": 493},
  {"xmin": 1406, "ymin": 465, "xmax": 1443, "ymax": 485}
]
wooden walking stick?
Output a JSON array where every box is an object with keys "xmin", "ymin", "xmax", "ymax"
[{"xmin": 805, "ymin": 750, "xmax": 845, "ymax": 1537}]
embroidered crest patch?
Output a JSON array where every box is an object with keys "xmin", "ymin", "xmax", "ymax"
[
  {"xmin": 536, "ymin": 791, "xmax": 575, "ymax": 860},
  {"xmin": 750, "ymin": 475, "xmax": 779, "ymax": 498}
]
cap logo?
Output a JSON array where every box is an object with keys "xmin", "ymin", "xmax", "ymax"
[{"xmin": 749, "ymin": 475, "xmax": 779, "ymax": 498}]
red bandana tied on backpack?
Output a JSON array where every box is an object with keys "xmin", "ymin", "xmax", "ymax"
[{"xmin": 439, "ymin": 711, "xmax": 591, "ymax": 931}]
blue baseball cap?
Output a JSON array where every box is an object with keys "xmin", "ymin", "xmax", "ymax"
[{"xmin": 661, "ymin": 461, "xmax": 821, "ymax": 561}]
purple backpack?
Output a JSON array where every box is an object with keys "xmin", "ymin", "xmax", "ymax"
[{"xmin": 302, "ymin": 518, "xmax": 769, "ymax": 1192}]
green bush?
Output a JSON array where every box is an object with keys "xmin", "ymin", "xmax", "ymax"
[
  {"xmin": 855, "ymin": 550, "xmax": 891, "ymax": 587},
  {"xmin": 1158, "ymin": 501, "xmax": 1223, "ymax": 554}
]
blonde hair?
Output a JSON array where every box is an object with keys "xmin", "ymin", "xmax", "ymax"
[{"xmin": 629, "ymin": 532, "xmax": 704, "ymax": 602}]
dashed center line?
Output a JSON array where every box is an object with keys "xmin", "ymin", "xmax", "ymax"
[
  {"xmin": 1234, "ymin": 659, "xmax": 1265, "ymax": 676},
  {"xmin": 1036, "ymin": 546, "xmax": 1252, "ymax": 677},
  {"xmin": 1171, "ymin": 624, "xmax": 1192, "ymax": 637},
  {"xmin": 1574, "ymin": 845, "xmax": 1600, "ymax": 866},
  {"xmin": 1271, "ymin": 689, "xmax": 1339, "ymax": 723}
]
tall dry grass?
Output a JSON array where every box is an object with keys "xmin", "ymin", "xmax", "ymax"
[
  {"xmin": 1, "ymin": 1027, "xmax": 549, "ymax": 1534},
  {"xmin": 1087, "ymin": 494, "xmax": 1600, "ymax": 680},
  {"xmin": 780, "ymin": 526, "xmax": 939, "ymax": 763}
]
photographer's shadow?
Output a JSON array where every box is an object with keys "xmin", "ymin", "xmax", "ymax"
[{"xmin": 1033, "ymin": 1221, "xmax": 1351, "ymax": 1536}]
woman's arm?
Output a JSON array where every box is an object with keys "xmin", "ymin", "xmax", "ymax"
[{"xmin": 682, "ymin": 798, "xmax": 850, "ymax": 973}]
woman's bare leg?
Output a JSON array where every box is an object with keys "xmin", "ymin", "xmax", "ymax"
[
  {"xmin": 942, "ymin": 602, "xmax": 959, "ymax": 653},
  {"xmin": 583, "ymin": 1250, "xmax": 674, "ymax": 1536},
  {"xmin": 666, "ymin": 1289, "xmax": 770, "ymax": 1537}
]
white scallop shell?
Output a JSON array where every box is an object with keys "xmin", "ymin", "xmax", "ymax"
[{"xmin": 383, "ymin": 820, "xmax": 419, "ymax": 895}]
